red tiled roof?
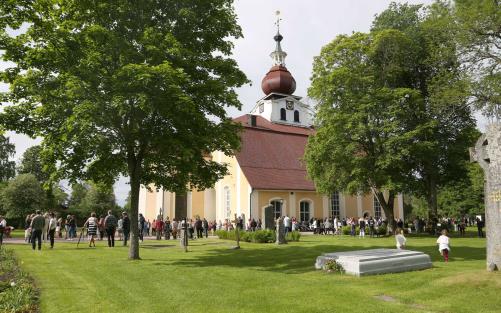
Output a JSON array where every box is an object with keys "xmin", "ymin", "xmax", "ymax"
[{"xmin": 233, "ymin": 115, "xmax": 316, "ymax": 191}]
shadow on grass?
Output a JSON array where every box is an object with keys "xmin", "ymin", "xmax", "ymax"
[
  {"xmin": 141, "ymin": 244, "xmax": 176, "ymax": 249},
  {"xmin": 167, "ymin": 242, "xmax": 486, "ymax": 274}
]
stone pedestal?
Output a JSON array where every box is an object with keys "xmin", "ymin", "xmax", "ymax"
[
  {"xmin": 471, "ymin": 122, "xmax": 501, "ymax": 271},
  {"xmin": 276, "ymin": 217, "xmax": 287, "ymax": 245},
  {"xmin": 315, "ymin": 249, "xmax": 432, "ymax": 276}
]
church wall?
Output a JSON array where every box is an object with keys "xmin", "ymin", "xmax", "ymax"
[
  {"xmin": 362, "ymin": 195, "xmax": 374, "ymax": 217},
  {"xmin": 344, "ymin": 195, "xmax": 358, "ymax": 218},
  {"xmin": 145, "ymin": 186, "xmax": 158, "ymax": 222},
  {"xmin": 294, "ymin": 191, "xmax": 324, "ymax": 219},
  {"xmin": 256, "ymin": 191, "xmax": 290, "ymax": 221},
  {"xmin": 191, "ymin": 189, "xmax": 205, "ymax": 218}
]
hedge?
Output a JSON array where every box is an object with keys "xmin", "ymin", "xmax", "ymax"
[
  {"xmin": 215, "ymin": 229, "xmax": 301, "ymax": 243},
  {"xmin": 341, "ymin": 225, "xmax": 387, "ymax": 236}
]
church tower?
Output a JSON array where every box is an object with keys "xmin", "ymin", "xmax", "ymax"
[{"xmin": 250, "ymin": 12, "xmax": 312, "ymax": 128}]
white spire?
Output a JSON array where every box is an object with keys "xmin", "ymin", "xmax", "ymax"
[{"xmin": 270, "ymin": 11, "xmax": 287, "ymax": 66}]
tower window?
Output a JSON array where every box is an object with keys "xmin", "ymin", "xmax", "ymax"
[
  {"xmin": 294, "ymin": 110, "xmax": 300, "ymax": 122},
  {"xmin": 280, "ymin": 108, "xmax": 286, "ymax": 121}
]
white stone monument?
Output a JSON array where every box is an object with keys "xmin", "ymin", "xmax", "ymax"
[
  {"xmin": 315, "ymin": 249, "xmax": 432, "ymax": 276},
  {"xmin": 471, "ymin": 122, "xmax": 501, "ymax": 271}
]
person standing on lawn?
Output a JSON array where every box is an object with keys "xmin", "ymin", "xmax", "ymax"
[
  {"xmin": 84, "ymin": 213, "xmax": 98, "ymax": 248},
  {"xmin": 48, "ymin": 212, "xmax": 57, "ymax": 249},
  {"xmin": 122, "ymin": 212, "xmax": 130, "ymax": 246},
  {"xmin": 155, "ymin": 217, "xmax": 163, "ymax": 240},
  {"xmin": 138, "ymin": 213, "xmax": 145, "ymax": 242},
  {"xmin": 0, "ymin": 215, "xmax": 6, "ymax": 247},
  {"xmin": 30, "ymin": 210, "xmax": 45, "ymax": 251},
  {"xmin": 104, "ymin": 210, "xmax": 118, "ymax": 247}
]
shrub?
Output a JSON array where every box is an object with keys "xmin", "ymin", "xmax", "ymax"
[
  {"xmin": 286, "ymin": 231, "xmax": 301, "ymax": 242},
  {"xmin": 215, "ymin": 229, "xmax": 300, "ymax": 243},
  {"xmin": 376, "ymin": 225, "xmax": 387, "ymax": 236},
  {"xmin": 323, "ymin": 259, "xmax": 345, "ymax": 273},
  {"xmin": 342, "ymin": 226, "xmax": 356, "ymax": 235}
]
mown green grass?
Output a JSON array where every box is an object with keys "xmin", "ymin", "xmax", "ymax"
[{"xmin": 6, "ymin": 234, "xmax": 500, "ymax": 313}]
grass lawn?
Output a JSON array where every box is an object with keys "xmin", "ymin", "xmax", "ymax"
[{"xmin": 5, "ymin": 234, "xmax": 500, "ymax": 313}]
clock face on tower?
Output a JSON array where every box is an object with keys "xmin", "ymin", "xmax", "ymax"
[{"xmin": 286, "ymin": 100, "xmax": 294, "ymax": 110}]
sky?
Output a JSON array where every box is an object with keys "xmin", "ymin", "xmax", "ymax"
[{"xmin": 2, "ymin": 0, "xmax": 486, "ymax": 206}]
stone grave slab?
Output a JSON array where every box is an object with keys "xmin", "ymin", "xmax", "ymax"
[{"xmin": 315, "ymin": 248, "xmax": 432, "ymax": 276}]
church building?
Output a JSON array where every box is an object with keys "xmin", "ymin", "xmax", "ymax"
[{"xmin": 138, "ymin": 26, "xmax": 404, "ymax": 223}]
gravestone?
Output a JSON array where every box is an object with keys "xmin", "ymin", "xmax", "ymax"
[
  {"xmin": 315, "ymin": 249, "xmax": 432, "ymax": 276},
  {"xmin": 470, "ymin": 122, "xmax": 501, "ymax": 271},
  {"xmin": 264, "ymin": 205, "xmax": 275, "ymax": 230},
  {"xmin": 231, "ymin": 214, "xmax": 241, "ymax": 249},
  {"xmin": 275, "ymin": 216, "xmax": 287, "ymax": 245},
  {"xmin": 179, "ymin": 219, "xmax": 188, "ymax": 252}
]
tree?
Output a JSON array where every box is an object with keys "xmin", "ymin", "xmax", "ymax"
[
  {"xmin": 371, "ymin": 2, "xmax": 478, "ymax": 223},
  {"xmin": 305, "ymin": 31, "xmax": 419, "ymax": 229},
  {"xmin": 69, "ymin": 182, "xmax": 89, "ymax": 212},
  {"xmin": 0, "ymin": 1, "xmax": 247, "ymax": 259},
  {"xmin": 18, "ymin": 145, "xmax": 66, "ymax": 211},
  {"xmin": 454, "ymin": 0, "xmax": 501, "ymax": 119},
  {"xmin": 1, "ymin": 173, "xmax": 46, "ymax": 219},
  {"xmin": 18, "ymin": 145, "xmax": 48, "ymax": 182},
  {"xmin": 0, "ymin": 134, "xmax": 15, "ymax": 182},
  {"xmin": 81, "ymin": 182, "xmax": 118, "ymax": 218},
  {"xmin": 437, "ymin": 162, "xmax": 485, "ymax": 217}
]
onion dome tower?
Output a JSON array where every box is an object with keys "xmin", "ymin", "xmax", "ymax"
[{"xmin": 261, "ymin": 12, "xmax": 296, "ymax": 96}]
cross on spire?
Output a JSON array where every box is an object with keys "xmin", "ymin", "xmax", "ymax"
[{"xmin": 275, "ymin": 10, "xmax": 282, "ymax": 33}]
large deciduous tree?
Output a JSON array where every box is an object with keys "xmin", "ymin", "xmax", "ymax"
[
  {"xmin": 18, "ymin": 145, "xmax": 47, "ymax": 182},
  {"xmin": 454, "ymin": 0, "xmax": 501, "ymax": 119},
  {"xmin": 306, "ymin": 2, "xmax": 477, "ymax": 228},
  {"xmin": 0, "ymin": 0, "xmax": 247, "ymax": 259},
  {"xmin": 0, "ymin": 134, "xmax": 15, "ymax": 182},
  {"xmin": 81, "ymin": 182, "xmax": 118, "ymax": 218},
  {"xmin": 1, "ymin": 173, "xmax": 46, "ymax": 219},
  {"xmin": 371, "ymin": 2, "xmax": 477, "ymax": 223},
  {"xmin": 305, "ymin": 32, "xmax": 418, "ymax": 229}
]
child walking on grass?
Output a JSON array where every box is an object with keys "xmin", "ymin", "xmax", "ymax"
[
  {"xmin": 437, "ymin": 229, "xmax": 450, "ymax": 262},
  {"xmin": 395, "ymin": 228, "xmax": 406, "ymax": 250}
]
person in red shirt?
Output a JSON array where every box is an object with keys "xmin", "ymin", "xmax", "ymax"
[{"xmin": 155, "ymin": 218, "xmax": 164, "ymax": 240}]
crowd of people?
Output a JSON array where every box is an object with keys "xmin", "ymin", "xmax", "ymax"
[{"xmin": 0, "ymin": 209, "xmax": 484, "ymax": 262}]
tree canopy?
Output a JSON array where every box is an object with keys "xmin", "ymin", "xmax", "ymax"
[
  {"xmin": 18, "ymin": 145, "xmax": 48, "ymax": 182},
  {"xmin": 1, "ymin": 173, "xmax": 46, "ymax": 219},
  {"xmin": 0, "ymin": 0, "xmax": 247, "ymax": 259},
  {"xmin": 0, "ymin": 134, "xmax": 15, "ymax": 183},
  {"xmin": 306, "ymin": 1, "xmax": 478, "ymax": 224},
  {"xmin": 454, "ymin": 0, "xmax": 501, "ymax": 119}
]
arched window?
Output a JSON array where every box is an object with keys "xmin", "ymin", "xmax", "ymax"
[
  {"xmin": 330, "ymin": 192, "xmax": 340, "ymax": 218},
  {"xmin": 280, "ymin": 108, "xmax": 286, "ymax": 121},
  {"xmin": 270, "ymin": 200, "xmax": 282, "ymax": 219},
  {"xmin": 224, "ymin": 187, "xmax": 231, "ymax": 218},
  {"xmin": 374, "ymin": 195, "xmax": 381, "ymax": 219},
  {"xmin": 300, "ymin": 201, "xmax": 310, "ymax": 222},
  {"xmin": 294, "ymin": 110, "xmax": 300, "ymax": 122}
]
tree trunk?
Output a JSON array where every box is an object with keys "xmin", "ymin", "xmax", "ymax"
[
  {"xmin": 426, "ymin": 176, "xmax": 438, "ymax": 233},
  {"xmin": 128, "ymin": 157, "xmax": 141, "ymax": 260},
  {"xmin": 374, "ymin": 189, "xmax": 396, "ymax": 234}
]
